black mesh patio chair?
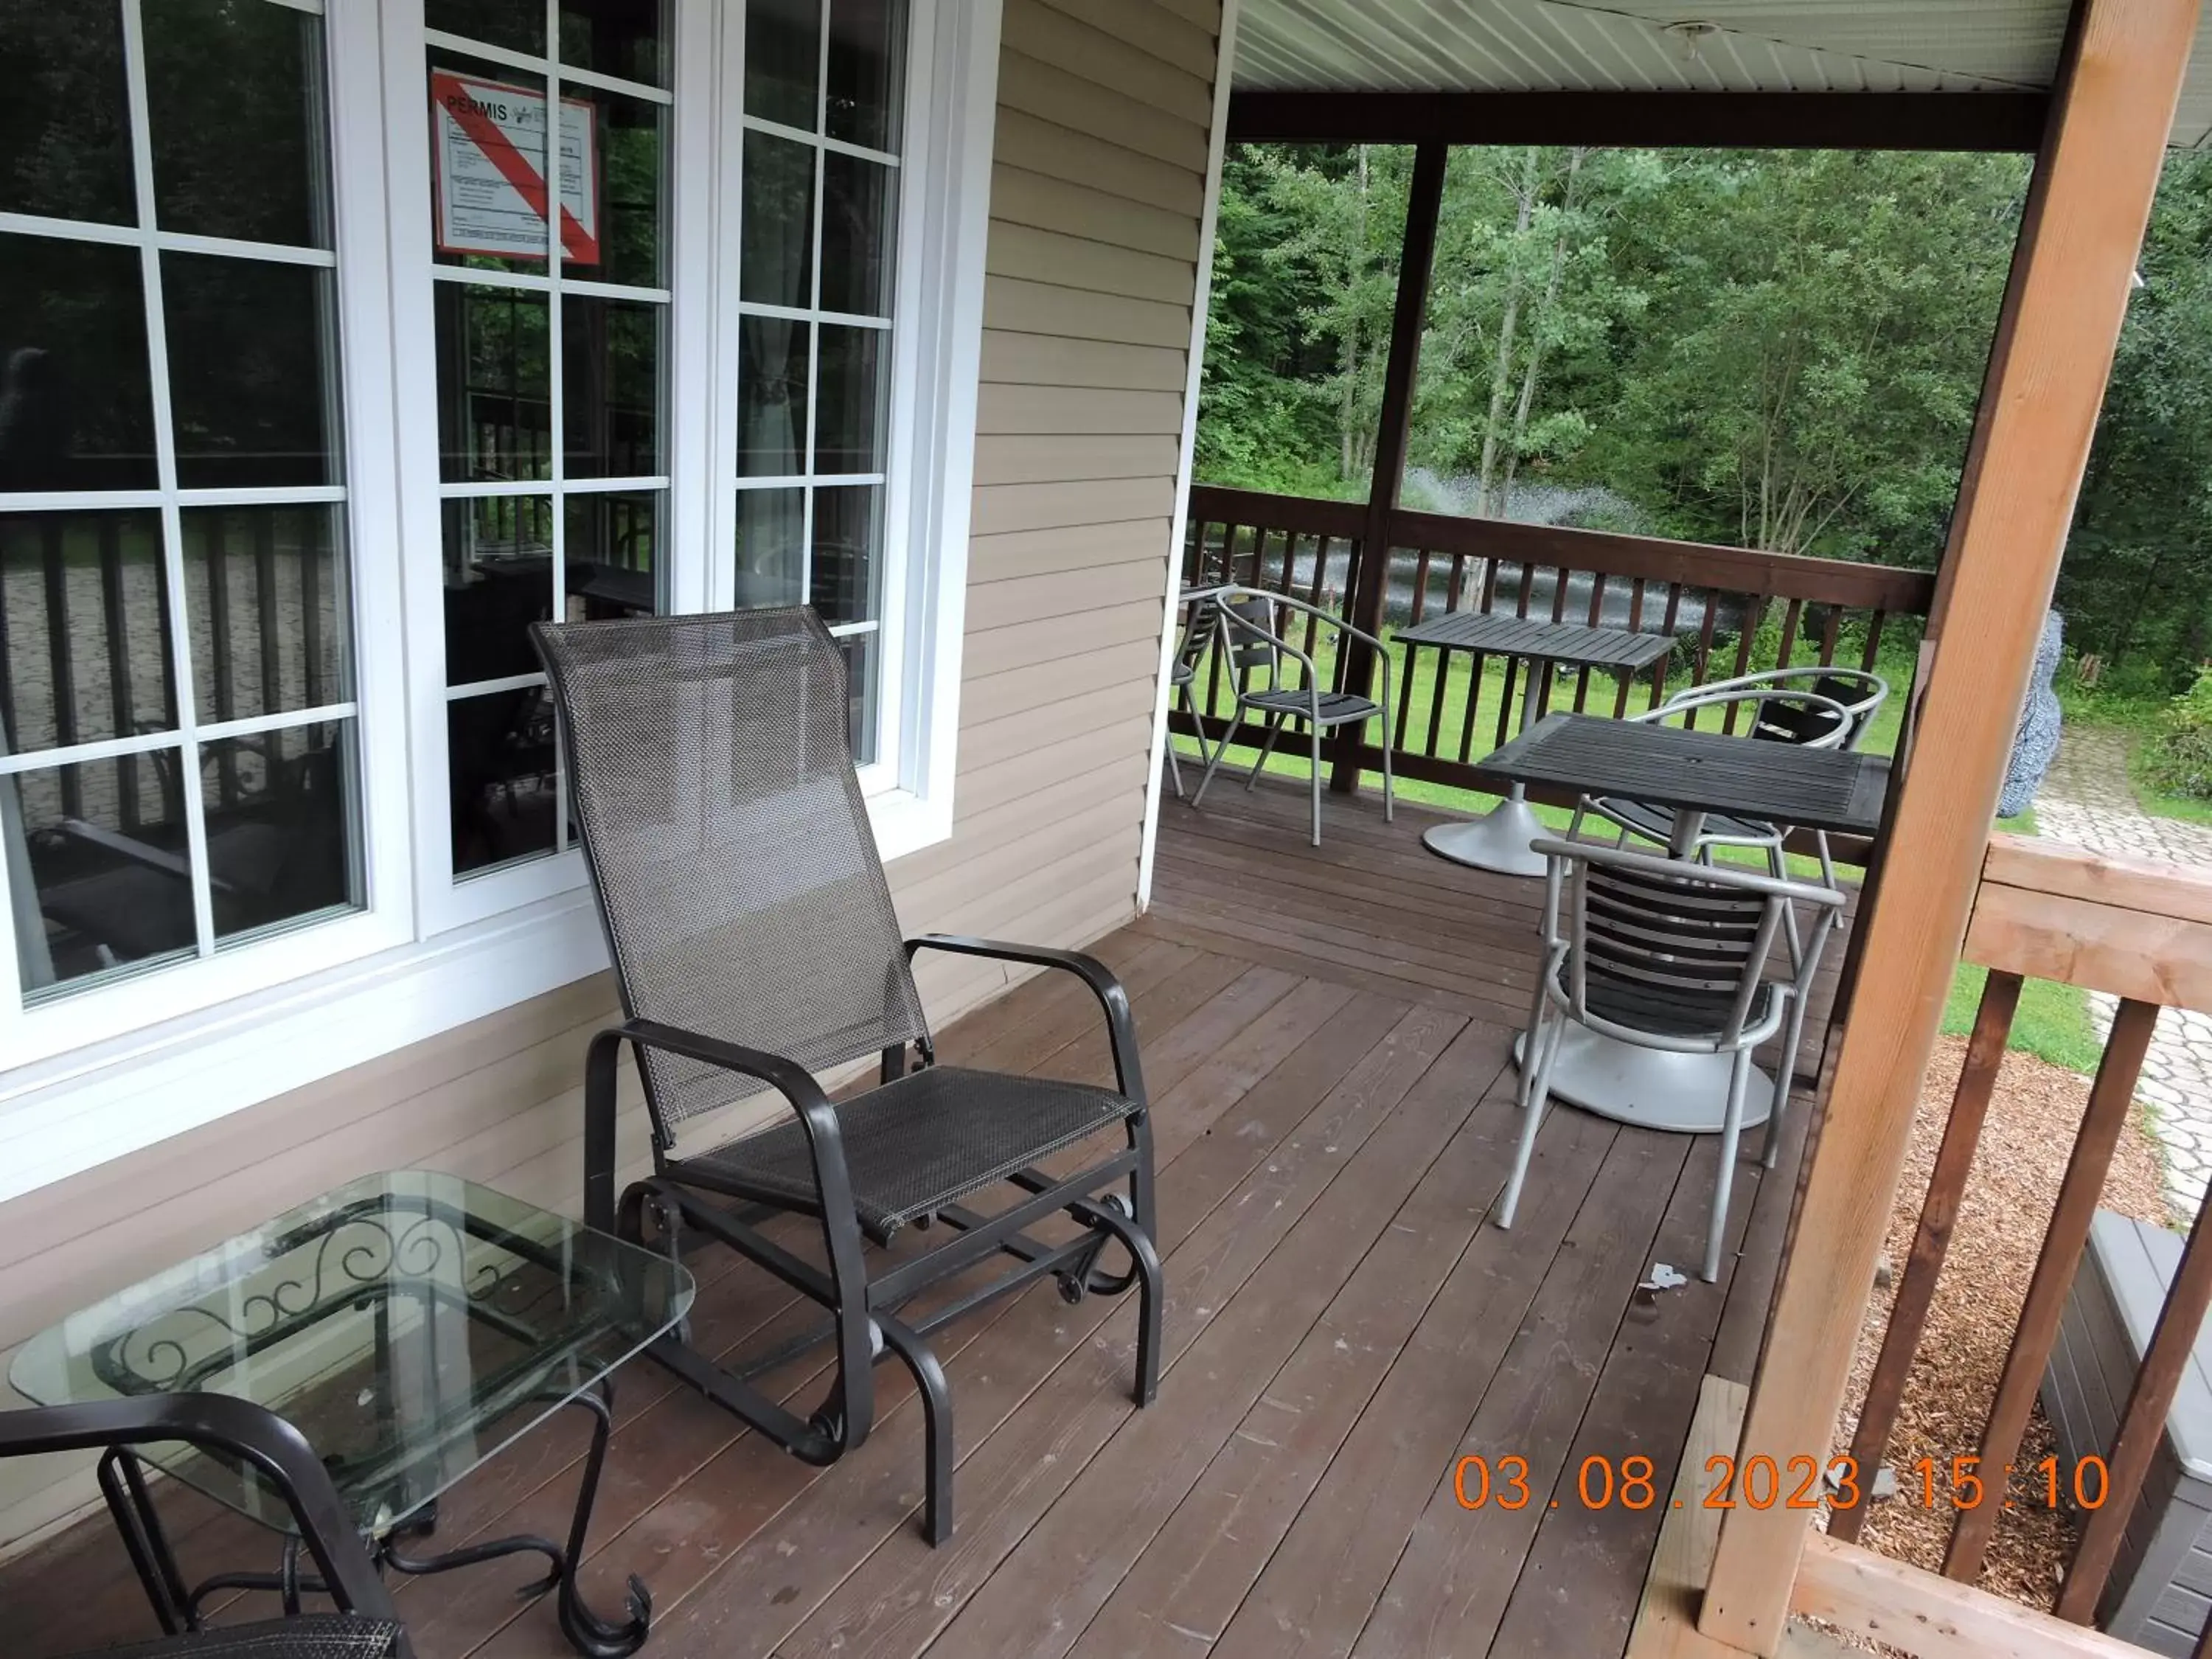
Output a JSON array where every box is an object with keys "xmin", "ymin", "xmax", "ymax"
[
  {"xmin": 0, "ymin": 1395, "xmax": 408, "ymax": 1658},
  {"xmin": 533, "ymin": 609, "xmax": 1161, "ymax": 1545}
]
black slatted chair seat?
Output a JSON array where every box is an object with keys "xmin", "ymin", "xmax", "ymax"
[
  {"xmin": 1591, "ymin": 796, "xmax": 1776, "ymax": 844},
  {"xmin": 86, "ymin": 1618, "xmax": 403, "ymax": 1659},
  {"xmin": 683, "ymin": 1068, "xmax": 1141, "ymax": 1242},
  {"xmin": 1241, "ymin": 687, "xmax": 1379, "ymax": 725},
  {"xmin": 1572, "ymin": 961, "xmax": 1779, "ymax": 1041}
]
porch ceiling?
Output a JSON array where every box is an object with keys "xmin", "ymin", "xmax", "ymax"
[{"xmin": 1232, "ymin": 0, "xmax": 2212, "ymax": 147}]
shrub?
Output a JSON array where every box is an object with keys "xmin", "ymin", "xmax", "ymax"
[{"xmin": 2141, "ymin": 667, "xmax": 2212, "ymax": 801}]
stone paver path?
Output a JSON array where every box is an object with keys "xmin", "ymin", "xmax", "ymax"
[{"xmin": 2034, "ymin": 724, "xmax": 2212, "ymax": 1219}]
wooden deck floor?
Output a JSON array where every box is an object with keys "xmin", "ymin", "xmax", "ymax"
[{"xmin": 7, "ymin": 781, "xmax": 1834, "ymax": 1659}]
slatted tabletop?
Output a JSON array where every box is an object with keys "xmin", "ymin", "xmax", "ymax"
[
  {"xmin": 1395, "ymin": 610, "xmax": 1677, "ymax": 671},
  {"xmin": 1485, "ymin": 713, "xmax": 1891, "ymax": 835}
]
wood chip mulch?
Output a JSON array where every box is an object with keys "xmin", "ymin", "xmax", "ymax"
[{"xmin": 1829, "ymin": 1033, "xmax": 2173, "ymax": 1610}]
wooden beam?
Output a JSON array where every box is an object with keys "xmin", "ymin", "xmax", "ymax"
[
  {"xmin": 1980, "ymin": 830, "xmax": 2212, "ymax": 927},
  {"xmin": 1329, "ymin": 139, "xmax": 1444, "ymax": 794},
  {"xmin": 1792, "ymin": 1532, "xmax": 2157, "ymax": 1658},
  {"xmin": 1694, "ymin": 0, "xmax": 2199, "ymax": 1646},
  {"xmin": 1228, "ymin": 91, "xmax": 2051, "ymax": 153},
  {"xmin": 1626, "ymin": 1374, "xmax": 1753, "ymax": 1659}
]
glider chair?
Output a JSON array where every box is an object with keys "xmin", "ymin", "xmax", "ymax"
[
  {"xmin": 535, "ymin": 610, "xmax": 1161, "ymax": 1547},
  {"xmin": 1498, "ymin": 838, "xmax": 1844, "ymax": 1282},
  {"xmin": 0, "ymin": 1395, "xmax": 408, "ymax": 1658}
]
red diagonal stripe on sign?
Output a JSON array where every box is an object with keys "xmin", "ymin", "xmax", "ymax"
[{"xmin": 435, "ymin": 72, "xmax": 593, "ymax": 261}]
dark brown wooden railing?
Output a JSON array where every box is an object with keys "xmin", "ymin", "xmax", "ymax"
[
  {"xmin": 1828, "ymin": 836, "xmax": 2212, "ymax": 1644},
  {"xmin": 1179, "ymin": 483, "xmax": 1937, "ymax": 831}
]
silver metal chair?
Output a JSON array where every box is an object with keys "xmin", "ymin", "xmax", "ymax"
[
  {"xmin": 1165, "ymin": 591, "xmax": 1223, "ymax": 801},
  {"xmin": 1499, "ymin": 838, "xmax": 1845, "ymax": 1281},
  {"xmin": 1189, "ymin": 587, "xmax": 1394, "ymax": 846}
]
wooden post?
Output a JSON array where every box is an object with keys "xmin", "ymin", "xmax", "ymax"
[
  {"xmin": 1329, "ymin": 139, "xmax": 1445, "ymax": 794},
  {"xmin": 1695, "ymin": 0, "xmax": 2198, "ymax": 1649}
]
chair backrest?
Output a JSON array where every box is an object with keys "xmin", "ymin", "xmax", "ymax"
[
  {"xmin": 1685, "ymin": 667, "xmax": 1888, "ymax": 749},
  {"xmin": 1218, "ymin": 594, "xmax": 1282, "ymax": 684},
  {"xmin": 1641, "ymin": 686, "xmax": 1853, "ymax": 751},
  {"xmin": 1532, "ymin": 838, "xmax": 1834, "ymax": 1046},
  {"xmin": 1172, "ymin": 595, "xmax": 1219, "ymax": 682},
  {"xmin": 534, "ymin": 610, "xmax": 929, "ymax": 1131}
]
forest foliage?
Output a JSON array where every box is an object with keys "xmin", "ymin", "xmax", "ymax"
[{"xmin": 1196, "ymin": 143, "xmax": 2212, "ymax": 696}]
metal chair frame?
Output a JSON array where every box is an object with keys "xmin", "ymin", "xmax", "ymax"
[
  {"xmin": 537, "ymin": 611, "xmax": 1162, "ymax": 1549},
  {"xmin": 1164, "ymin": 591, "xmax": 1224, "ymax": 800},
  {"xmin": 0, "ymin": 1394, "xmax": 409, "ymax": 1658},
  {"xmin": 1189, "ymin": 585, "xmax": 1394, "ymax": 846},
  {"xmin": 1501, "ymin": 838, "xmax": 1844, "ymax": 1281}
]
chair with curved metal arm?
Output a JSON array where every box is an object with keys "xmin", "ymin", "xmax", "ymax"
[
  {"xmin": 1164, "ymin": 588, "xmax": 1225, "ymax": 800},
  {"xmin": 0, "ymin": 1394, "xmax": 409, "ymax": 1658},
  {"xmin": 1188, "ymin": 587, "xmax": 1394, "ymax": 846},
  {"xmin": 1500, "ymin": 838, "xmax": 1845, "ymax": 1281}
]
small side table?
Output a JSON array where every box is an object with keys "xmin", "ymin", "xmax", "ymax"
[
  {"xmin": 1401, "ymin": 612, "xmax": 1675, "ymax": 877},
  {"xmin": 12, "ymin": 1171, "xmax": 694, "ymax": 1658}
]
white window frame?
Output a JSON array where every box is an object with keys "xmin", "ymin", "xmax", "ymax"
[{"xmin": 0, "ymin": 0, "xmax": 999, "ymax": 1208}]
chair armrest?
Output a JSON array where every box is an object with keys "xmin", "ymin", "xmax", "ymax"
[
  {"xmin": 597, "ymin": 1018, "xmax": 861, "ymax": 1220},
  {"xmin": 0, "ymin": 1395, "xmax": 401, "ymax": 1639},
  {"xmin": 55, "ymin": 820, "xmax": 237, "ymax": 894},
  {"xmin": 905, "ymin": 935, "xmax": 1147, "ymax": 1105}
]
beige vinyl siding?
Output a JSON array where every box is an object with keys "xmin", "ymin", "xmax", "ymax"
[{"xmin": 0, "ymin": 0, "xmax": 1220, "ymax": 1553}]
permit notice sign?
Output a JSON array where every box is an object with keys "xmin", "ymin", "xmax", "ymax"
[{"xmin": 431, "ymin": 69, "xmax": 600, "ymax": 263}]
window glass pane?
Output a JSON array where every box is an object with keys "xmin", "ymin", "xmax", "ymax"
[
  {"xmin": 734, "ymin": 487, "xmax": 804, "ymax": 609},
  {"xmin": 815, "ymin": 325, "xmax": 885, "ymax": 474},
  {"xmin": 0, "ymin": 0, "xmax": 135, "ymax": 225},
  {"xmin": 425, "ymin": 0, "xmax": 542, "ymax": 58},
  {"xmin": 826, "ymin": 0, "xmax": 903, "ymax": 153},
  {"xmin": 811, "ymin": 484, "xmax": 878, "ymax": 625},
  {"xmin": 435, "ymin": 284, "xmax": 552, "ymax": 483},
  {"xmin": 563, "ymin": 296, "xmax": 663, "ymax": 479},
  {"xmin": 745, "ymin": 0, "xmax": 821, "ymax": 131},
  {"xmin": 13, "ymin": 748, "xmax": 197, "ymax": 997},
  {"xmin": 839, "ymin": 633, "xmax": 875, "ymax": 764},
  {"xmin": 737, "ymin": 317, "xmax": 810, "ymax": 477},
  {"xmin": 582, "ymin": 87, "xmax": 667, "ymax": 289},
  {"xmin": 145, "ymin": 0, "xmax": 330, "ymax": 248},
  {"xmin": 442, "ymin": 495, "xmax": 553, "ymax": 689},
  {"xmin": 428, "ymin": 53, "xmax": 552, "ymax": 274},
  {"xmin": 560, "ymin": 0, "xmax": 669, "ymax": 88},
  {"xmin": 565, "ymin": 490, "xmax": 661, "ymax": 618},
  {"xmin": 182, "ymin": 505, "xmax": 348, "ymax": 723},
  {"xmin": 1, "ymin": 509, "xmax": 175, "ymax": 757},
  {"xmin": 449, "ymin": 689, "xmax": 558, "ymax": 876},
  {"xmin": 741, "ymin": 132, "xmax": 817, "ymax": 308},
  {"xmin": 821, "ymin": 153, "xmax": 894, "ymax": 318},
  {"xmin": 201, "ymin": 723, "xmax": 363, "ymax": 946},
  {"xmin": 0, "ymin": 234, "xmax": 157, "ymax": 493},
  {"xmin": 163, "ymin": 253, "xmax": 340, "ymax": 490}
]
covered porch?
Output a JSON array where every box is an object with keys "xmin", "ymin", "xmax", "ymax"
[{"xmin": 3, "ymin": 779, "xmax": 1832, "ymax": 1659}]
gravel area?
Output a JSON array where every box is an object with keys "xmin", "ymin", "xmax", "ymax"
[{"xmin": 1833, "ymin": 1032, "xmax": 2172, "ymax": 1609}]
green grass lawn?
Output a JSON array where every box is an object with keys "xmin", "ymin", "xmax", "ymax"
[{"xmin": 1176, "ymin": 624, "xmax": 2092, "ymax": 1068}]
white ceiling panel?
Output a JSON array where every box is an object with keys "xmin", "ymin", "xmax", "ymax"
[{"xmin": 1231, "ymin": 0, "xmax": 2212, "ymax": 147}]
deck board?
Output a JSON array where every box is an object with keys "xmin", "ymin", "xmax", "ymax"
[{"xmin": 1, "ymin": 782, "xmax": 1826, "ymax": 1659}]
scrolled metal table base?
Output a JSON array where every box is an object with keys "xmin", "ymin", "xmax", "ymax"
[{"xmin": 96, "ymin": 1381, "xmax": 652, "ymax": 1659}]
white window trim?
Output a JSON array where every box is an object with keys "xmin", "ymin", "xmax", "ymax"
[{"xmin": 0, "ymin": 0, "xmax": 1001, "ymax": 1208}]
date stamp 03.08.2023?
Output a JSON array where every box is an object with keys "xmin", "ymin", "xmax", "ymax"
[{"xmin": 1450, "ymin": 1452, "xmax": 2115, "ymax": 1515}]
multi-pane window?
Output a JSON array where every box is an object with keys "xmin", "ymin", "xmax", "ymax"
[
  {"xmin": 735, "ymin": 0, "xmax": 905, "ymax": 764},
  {"xmin": 0, "ymin": 0, "xmax": 361, "ymax": 1003},
  {"xmin": 426, "ymin": 0, "xmax": 672, "ymax": 877}
]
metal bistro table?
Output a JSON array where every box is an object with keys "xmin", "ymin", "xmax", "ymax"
[
  {"xmin": 1404, "ymin": 612, "xmax": 1677, "ymax": 877},
  {"xmin": 11, "ymin": 1171, "xmax": 694, "ymax": 1658},
  {"xmin": 1485, "ymin": 713, "xmax": 1889, "ymax": 1134}
]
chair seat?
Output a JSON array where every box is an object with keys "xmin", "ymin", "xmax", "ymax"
[
  {"xmin": 679, "ymin": 1065, "xmax": 1142, "ymax": 1242},
  {"xmin": 1240, "ymin": 687, "xmax": 1380, "ymax": 726},
  {"xmin": 1569, "ymin": 961, "xmax": 1781, "ymax": 1043},
  {"xmin": 86, "ymin": 1617, "xmax": 404, "ymax": 1659},
  {"xmin": 1590, "ymin": 796, "xmax": 1779, "ymax": 847}
]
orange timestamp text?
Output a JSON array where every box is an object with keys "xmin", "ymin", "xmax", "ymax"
[{"xmin": 1452, "ymin": 1453, "xmax": 2113, "ymax": 1512}]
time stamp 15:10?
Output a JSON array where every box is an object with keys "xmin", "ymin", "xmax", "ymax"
[{"xmin": 1452, "ymin": 1453, "xmax": 2114, "ymax": 1512}]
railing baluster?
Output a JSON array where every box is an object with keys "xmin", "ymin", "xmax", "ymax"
[
  {"xmin": 1548, "ymin": 565, "xmax": 1568, "ymax": 625},
  {"xmin": 97, "ymin": 515, "xmax": 138, "ymax": 831},
  {"xmin": 1448, "ymin": 552, "xmax": 1467, "ymax": 613},
  {"xmin": 1863, "ymin": 610, "xmax": 1888, "ymax": 673},
  {"xmin": 1654, "ymin": 582, "xmax": 1682, "ymax": 709},
  {"xmin": 1832, "ymin": 970, "xmax": 2024, "ymax": 1545},
  {"xmin": 0, "ymin": 520, "xmax": 16, "ymax": 751},
  {"xmin": 254, "ymin": 510, "xmax": 282, "ymax": 741},
  {"xmin": 1776, "ymin": 597, "xmax": 1804, "ymax": 671},
  {"xmin": 1424, "ymin": 632, "xmax": 1450, "ymax": 756},
  {"xmin": 1689, "ymin": 594, "xmax": 1719, "ymax": 726},
  {"xmin": 1818, "ymin": 604, "xmax": 1843, "ymax": 668},
  {"xmin": 42, "ymin": 516, "xmax": 80, "ymax": 818},
  {"xmin": 1393, "ymin": 641, "xmax": 1418, "ymax": 751},
  {"xmin": 1724, "ymin": 594, "xmax": 1768, "ymax": 734},
  {"xmin": 300, "ymin": 507, "xmax": 323, "ymax": 713},
  {"xmin": 1410, "ymin": 549, "xmax": 1431, "ymax": 626},
  {"xmin": 204, "ymin": 512, "xmax": 238, "ymax": 807},
  {"xmin": 1945, "ymin": 998, "xmax": 2162, "ymax": 1579},
  {"xmin": 1575, "ymin": 572, "xmax": 1608, "ymax": 712}
]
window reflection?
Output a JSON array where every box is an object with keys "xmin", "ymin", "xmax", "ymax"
[
  {"xmin": 738, "ymin": 317, "xmax": 811, "ymax": 477},
  {"xmin": 164, "ymin": 254, "xmax": 341, "ymax": 490},
  {"xmin": 734, "ymin": 487, "xmax": 805, "ymax": 610},
  {"xmin": 745, "ymin": 0, "xmax": 821, "ymax": 131},
  {"xmin": 0, "ymin": 0, "xmax": 135, "ymax": 226},
  {"xmin": 200, "ymin": 724, "xmax": 362, "ymax": 946},
  {"xmin": 562, "ymin": 297, "xmax": 662, "ymax": 479},
  {"xmin": 827, "ymin": 0, "xmax": 903, "ymax": 152},
  {"xmin": 0, "ymin": 235, "xmax": 157, "ymax": 493},
  {"xmin": 0, "ymin": 510, "xmax": 177, "ymax": 757},
  {"xmin": 449, "ymin": 691, "xmax": 558, "ymax": 876},
  {"xmin": 560, "ymin": 0, "xmax": 668, "ymax": 90},
  {"xmin": 181, "ymin": 505, "xmax": 348, "ymax": 722},
  {"xmin": 435, "ymin": 285, "xmax": 552, "ymax": 483},
  {"xmin": 442, "ymin": 495, "xmax": 554, "ymax": 690}
]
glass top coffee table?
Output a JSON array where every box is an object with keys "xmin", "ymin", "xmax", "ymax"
[{"xmin": 11, "ymin": 1171, "xmax": 694, "ymax": 1658}]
